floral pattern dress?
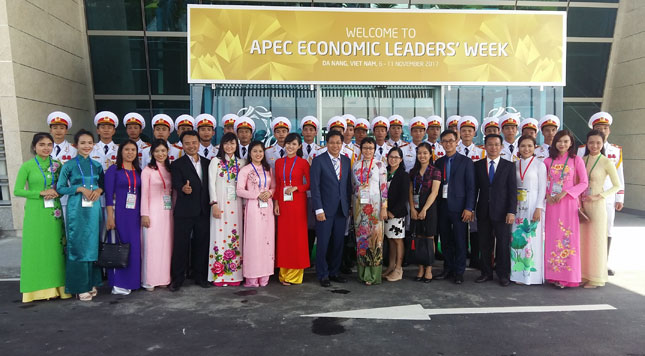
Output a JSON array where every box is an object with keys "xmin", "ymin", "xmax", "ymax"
[
  {"xmin": 352, "ymin": 159, "xmax": 388, "ymax": 284},
  {"xmin": 208, "ymin": 156, "xmax": 245, "ymax": 285},
  {"xmin": 543, "ymin": 154, "xmax": 588, "ymax": 287}
]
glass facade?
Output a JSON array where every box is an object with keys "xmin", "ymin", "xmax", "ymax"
[{"xmin": 84, "ymin": 0, "xmax": 619, "ymax": 144}]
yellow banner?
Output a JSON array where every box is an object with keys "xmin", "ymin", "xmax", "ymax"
[{"xmin": 188, "ymin": 6, "xmax": 566, "ymax": 86}]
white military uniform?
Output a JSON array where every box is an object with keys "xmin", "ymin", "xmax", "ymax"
[
  {"xmin": 135, "ymin": 139, "xmax": 149, "ymax": 166},
  {"xmin": 265, "ymin": 116, "xmax": 292, "ymax": 169},
  {"xmin": 457, "ymin": 142, "xmax": 485, "ymax": 162},
  {"xmin": 47, "ymin": 111, "xmax": 77, "ymax": 220},
  {"xmin": 235, "ymin": 115, "xmax": 256, "ymax": 160},
  {"xmin": 387, "ymin": 138, "xmax": 407, "ymax": 148},
  {"xmin": 536, "ymin": 115, "xmax": 561, "ymax": 161},
  {"xmin": 426, "ymin": 140, "xmax": 446, "ymax": 161},
  {"xmin": 401, "ymin": 141, "xmax": 421, "ymax": 173},
  {"xmin": 501, "ymin": 139, "xmax": 519, "ymax": 162},
  {"xmin": 387, "ymin": 114, "xmax": 408, "ymax": 148},
  {"xmin": 303, "ymin": 141, "xmax": 320, "ymax": 162},
  {"xmin": 535, "ymin": 143, "xmax": 550, "ymax": 161},
  {"xmin": 499, "ymin": 111, "xmax": 521, "ymax": 162},
  {"xmin": 123, "ymin": 113, "xmax": 148, "ymax": 166},
  {"xmin": 91, "ymin": 141, "xmax": 119, "ymax": 172},
  {"xmin": 371, "ymin": 116, "xmax": 392, "ymax": 164},
  {"xmin": 52, "ymin": 140, "xmax": 77, "ymax": 164},
  {"xmin": 199, "ymin": 144, "xmax": 217, "ymax": 160}
]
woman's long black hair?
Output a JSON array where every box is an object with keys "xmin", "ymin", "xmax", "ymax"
[
  {"xmin": 386, "ymin": 147, "xmax": 405, "ymax": 175},
  {"xmin": 548, "ymin": 130, "xmax": 577, "ymax": 159},
  {"xmin": 147, "ymin": 139, "xmax": 171, "ymax": 171},
  {"xmin": 215, "ymin": 132, "xmax": 240, "ymax": 161},
  {"xmin": 247, "ymin": 140, "xmax": 271, "ymax": 171},
  {"xmin": 284, "ymin": 132, "xmax": 303, "ymax": 158},
  {"xmin": 116, "ymin": 139, "xmax": 141, "ymax": 171},
  {"xmin": 410, "ymin": 142, "xmax": 434, "ymax": 177},
  {"xmin": 583, "ymin": 129, "xmax": 606, "ymax": 157}
]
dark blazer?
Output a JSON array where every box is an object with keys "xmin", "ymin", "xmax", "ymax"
[
  {"xmin": 474, "ymin": 157, "xmax": 517, "ymax": 221},
  {"xmin": 171, "ymin": 154, "xmax": 211, "ymax": 218},
  {"xmin": 310, "ymin": 152, "xmax": 352, "ymax": 218},
  {"xmin": 386, "ymin": 167, "xmax": 409, "ymax": 218},
  {"xmin": 435, "ymin": 153, "xmax": 475, "ymax": 213}
]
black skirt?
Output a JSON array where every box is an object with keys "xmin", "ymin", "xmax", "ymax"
[{"xmin": 411, "ymin": 192, "xmax": 438, "ymax": 237}]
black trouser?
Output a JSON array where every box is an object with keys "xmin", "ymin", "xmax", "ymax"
[
  {"xmin": 477, "ymin": 217, "xmax": 511, "ymax": 279},
  {"xmin": 171, "ymin": 215, "xmax": 210, "ymax": 286},
  {"xmin": 439, "ymin": 209, "xmax": 468, "ymax": 276}
]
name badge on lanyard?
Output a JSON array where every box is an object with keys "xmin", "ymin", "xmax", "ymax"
[
  {"xmin": 442, "ymin": 184, "xmax": 448, "ymax": 199},
  {"xmin": 163, "ymin": 195, "xmax": 172, "ymax": 210},
  {"xmin": 359, "ymin": 158, "xmax": 373, "ymax": 205},
  {"xmin": 158, "ymin": 169, "xmax": 172, "ymax": 210},
  {"xmin": 123, "ymin": 168, "xmax": 137, "ymax": 209},
  {"xmin": 413, "ymin": 194, "xmax": 420, "ymax": 209},
  {"xmin": 35, "ymin": 157, "xmax": 56, "ymax": 209},
  {"xmin": 76, "ymin": 157, "xmax": 94, "ymax": 208},
  {"xmin": 258, "ymin": 199, "xmax": 269, "ymax": 208},
  {"xmin": 227, "ymin": 185, "xmax": 236, "ymax": 200},
  {"xmin": 44, "ymin": 199, "xmax": 55, "ymax": 208},
  {"xmin": 549, "ymin": 156, "xmax": 568, "ymax": 197},
  {"xmin": 551, "ymin": 183, "xmax": 563, "ymax": 196},
  {"xmin": 517, "ymin": 188, "xmax": 529, "ymax": 213},
  {"xmin": 82, "ymin": 196, "xmax": 94, "ymax": 208},
  {"xmin": 282, "ymin": 157, "xmax": 297, "ymax": 202},
  {"xmin": 360, "ymin": 187, "xmax": 370, "ymax": 204}
]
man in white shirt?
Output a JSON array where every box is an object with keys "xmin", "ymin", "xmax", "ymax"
[
  {"xmin": 91, "ymin": 111, "xmax": 119, "ymax": 171},
  {"xmin": 387, "ymin": 114, "xmax": 408, "ymax": 148},
  {"xmin": 300, "ymin": 116, "xmax": 321, "ymax": 162},
  {"xmin": 499, "ymin": 112, "xmax": 520, "ymax": 162},
  {"xmin": 48, "ymin": 111, "xmax": 76, "ymax": 221},
  {"xmin": 265, "ymin": 116, "xmax": 292, "ymax": 168},
  {"xmin": 425, "ymin": 115, "xmax": 446, "ymax": 161},
  {"xmin": 402, "ymin": 116, "xmax": 428, "ymax": 172},
  {"xmin": 536, "ymin": 115, "xmax": 560, "ymax": 160}
]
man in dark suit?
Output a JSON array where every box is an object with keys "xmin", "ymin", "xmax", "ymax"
[
  {"xmin": 310, "ymin": 130, "xmax": 352, "ymax": 287},
  {"xmin": 434, "ymin": 130, "xmax": 475, "ymax": 284},
  {"xmin": 474, "ymin": 133, "xmax": 517, "ymax": 286},
  {"xmin": 169, "ymin": 130, "xmax": 211, "ymax": 291}
]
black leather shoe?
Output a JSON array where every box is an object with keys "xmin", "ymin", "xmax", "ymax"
[
  {"xmin": 196, "ymin": 280, "xmax": 212, "ymax": 288},
  {"xmin": 422, "ymin": 277, "xmax": 433, "ymax": 283},
  {"xmin": 329, "ymin": 275, "xmax": 348, "ymax": 283},
  {"xmin": 434, "ymin": 270, "xmax": 454, "ymax": 280},
  {"xmin": 414, "ymin": 275, "xmax": 424, "ymax": 282},
  {"xmin": 475, "ymin": 274, "xmax": 493, "ymax": 283},
  {"xmin": 454, "ymin": 274, "xmax": 464, "ymax": 284},
  {"xmin": 320, "ymin": 279, "xmax": 331, "ymax": 287},
  {"xmin": 168, "ymin": 283, "xmax": 181, "ymax": 292},
  {"xmin": 608, "ymin": 268, "xmax": 615, "ymax": 276},
  {"xmin": 499, "ymin": 278, "xmax": 511, "ymax": 287}
]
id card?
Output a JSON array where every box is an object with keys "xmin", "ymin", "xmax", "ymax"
[
  {"xmin": 413, "ymin": 194, "xmax": 420, "ymax": 209},
  {"xmin": 227, "ymin": 185, "xmax": 236, "ymax": 200},
  {"xmin": 44, "ymin": 199, "xmax": 55, "ymax": 208},
  {"xmin": 552, "ymin": 183, "xmax": 563, "ymax": 196},
  {"xmin": 82, "ymin": 196, "xmax": 93, "ymax": 208},
  {"xmin": 360, "ymin": 188, "xmax": 370, "ymax": 204},
  {"xmin": 517, "ymin": 188, "xmax": 529, "ymax": 213},
  {"xmin": 125, "ymin": 193, "xmax": 136, "ymax": 209},
  {"xmin": 162, "ymin": 195, "xmax": 172, "ymax": 210},
  {"xmin": 258, "ymin": 199, "xmax": 269, "ymax": 208},
  {"xmin": 283, "ymin": 187, "xmax": 293, "ymax": 202},
  {"xmin": 442, "ymin": 184, "xmax": 449, "ymax": 199}
]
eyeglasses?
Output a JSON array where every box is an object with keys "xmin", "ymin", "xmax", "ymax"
[
  {"xmin": 362, "ymin": 147, "xmax": 375, "ymax": 151},
  {"xmin": 441, "ymin": 139, "xmax": 456, "ymax": 144},
  {"xmin": 388, "ymin": 156, "xmax": 401, "ymax": 159}
]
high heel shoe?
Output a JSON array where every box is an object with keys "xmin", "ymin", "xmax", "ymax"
[
  {"xmin": 422, "ymin": 277, "xmax": 433, "ymax": 283},
  {"xmin": 385, "ymin": 267, "xmax": 403, "ymax": 282},
  {"xmin": 89, "ymin": 287, "xmax": 98, "ymax": 297}
]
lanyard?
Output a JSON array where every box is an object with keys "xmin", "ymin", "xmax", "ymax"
[
  {"xmin": 549, "ymin": 155, "xmax": 569, "ymax": 181},
  {"xmin": 413, "ymin": 167, "xmax": 427, "ymax": 195},
  {"xmin": 157, "ymin": 168, "xmax": 167, "ymax": 191},
  {"xmin": 75, "ymin": 156, "xmax": 94, "ymax": 189},
  {"xmin": 123, "ymin": 165, "xmax": 137, "ymax": 193},
  {"xmin": 519, "ymin": 156, "xmax": 535, "ymax": 183},
  {"xmin": 225, "ymin": 157, "xmax": 239, "ymax": 182},
  {"xmin": 251, "ymin": 163, "xmax": 267, "ymax": 189},
  {"xmin": 360, "ymin": 158, "xmax": 373, "ymax": 185},
  {"xmin": 283, "ymin": 156, "xmax": 298, "ymax": 186},
  {"xmin": 34, "ymin": 157, "xmax": 55, "ymax": 189},
  {"xmin": 585, "ymin": 154, "xmax": 602, "ymax": 179}
]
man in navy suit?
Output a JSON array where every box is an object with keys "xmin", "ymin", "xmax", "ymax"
[
  {"xmin": 434, "ymin": 130, "xmax": 475, "ymax": 284},
  {"xmin": 310, "ymin": 130, "xmax": 353, "ymax": 287},
  {"xmin": 473, "ymin": 134, "xmax": 517, "ymax": 286}
]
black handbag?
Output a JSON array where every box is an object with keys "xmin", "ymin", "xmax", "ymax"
[
  {"xmin": 96, "ymin": 229, "xmax": 130, "ymax": 269},
  {"xmin": 404, "ymin": 221, "xmax": 435, "ymax": 266}
]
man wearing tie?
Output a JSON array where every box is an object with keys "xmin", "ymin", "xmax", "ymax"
[
  {"xmin": 310, "ymin": 131, "xmax": 352, "ymax": 287},
  {"xmin": 474, "ymin": 134, "xmax": 517, "ymax": 286},
  {"xmin": 265, "ymin": 116, "xmax": 291, "ymax": 169},
  {"xmin": 371, "ymin": 116, "xmax": 392, "ymax": 163},
  {"xmin": 235, "ymin": 116, "xmax": 255, "ymax": 160},
  {"xmin": 387, "ymin": 114, "xmax": 408, "ymax": 148},
  {"xmin": 169, "ymin": 130, "xmax": 211, "ymax": 291},
  {"xmin": 434, "ymin": 130, "xmax": 475, "ymax": 284},
  {"xmin": 499, "ymin": 112, "xmax": 520, "ymax": 162},
  {"xmin": 195, "ymin": 113, "xmax": 217, "ymax": 159}
]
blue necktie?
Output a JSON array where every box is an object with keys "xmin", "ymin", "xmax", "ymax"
[
  {"xmin": 447, "ymin": 157, "xmax": 453, "ymax": 182},
  {"xmin": 489, "ymin": 160, "xmax": 495, "ymax": 184}
]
